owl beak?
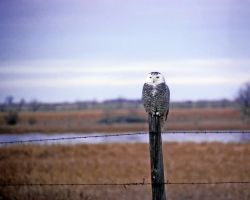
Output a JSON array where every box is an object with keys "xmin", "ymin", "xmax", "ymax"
[{"xmin": 152, "ymin": 78, "xmax": 156, "ymax": 83}]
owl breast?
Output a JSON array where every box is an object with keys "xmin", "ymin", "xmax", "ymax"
[{"xmin": 152, "ymin": 88, "xmax": 157, "ymax": 96}]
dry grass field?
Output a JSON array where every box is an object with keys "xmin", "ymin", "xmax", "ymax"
[
  {"xmin": 0, "ymin": 108, "xmax": 249, "ymax": 133},
  {"xmin": 0, "ymin": 142, "xmax": 250, "ymax": 200}
]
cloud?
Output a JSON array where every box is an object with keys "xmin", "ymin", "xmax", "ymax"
[
  {"xmin": 0, "ymin": 76, "xmax": 142, "ymax": 88},
  {"xmin": 169, "ymin": 76, "xmax": 249, "ymax": 85},
  {"xmin": 0, "ymin": 58, "xmax": 249, "ymax": 91},
  {"xmin": 1, "ymin": 58, "xmax": 250, "ymax": 74},
  {"xmin": 0, "ymin": 72, "xmax": 249, "ymax": 89}
]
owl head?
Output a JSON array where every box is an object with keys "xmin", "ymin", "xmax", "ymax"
[{"xmin": 145, "ymin": 72, "xmax": 165, "ymax": 85}]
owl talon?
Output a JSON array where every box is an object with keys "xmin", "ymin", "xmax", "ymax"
[
  {"xmin": 151, "ymin": 112, "xmax": 160, "ymax": 116},
  {"xmin": 155, "ymin": 112, "xmax": 160, "ymax": 116}
]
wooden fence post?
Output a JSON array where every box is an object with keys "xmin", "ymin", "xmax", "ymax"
[{"xmin": 148, "ymin": 114, "xmax": 166, "ymax": 200}]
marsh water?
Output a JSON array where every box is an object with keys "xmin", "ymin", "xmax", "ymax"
[{"xmin": 0, "ymin": 131, "xmax": 250, "ymax": 146}]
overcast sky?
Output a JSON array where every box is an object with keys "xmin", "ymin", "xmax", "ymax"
[{"xmin": 0, "ymin": 0, "xmax": 250, "ymax": 102}]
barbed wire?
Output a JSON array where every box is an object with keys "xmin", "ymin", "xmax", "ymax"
[
  {"xmin": 1, "ymin": 181, "xmax": 250, "ymax": 187},
  {"xmin": 0, "ymin": 130, "xmax": 250, "ymax": 145},
  {"xmin": 0, "ymin": 132, "xmax": 145, "ymax": 144}
]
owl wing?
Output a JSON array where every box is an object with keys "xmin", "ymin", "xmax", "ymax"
[
  {"xmin": 165, "ymin": 84, "xmax": 170, "ymax": 120},
  {"xmin": 142, "ymin": 83, "xmax": 153, "ymax": 113}
]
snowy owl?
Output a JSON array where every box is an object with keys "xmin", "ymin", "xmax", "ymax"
[{"xmin": 142, "ymin": 72, "xmax": 170, "ymax": 126}]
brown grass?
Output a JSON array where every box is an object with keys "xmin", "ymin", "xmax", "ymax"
[
  {"xmin": 0, "ymin": 142, "xmax": 250, "ymax": 199},
  {"xmin": 0, "ymin": 108, "xmax": 249, "ymax": 134}
]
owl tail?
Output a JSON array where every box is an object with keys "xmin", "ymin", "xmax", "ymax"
[{"xmin": 160, "ymin": 110, "xmax": 169, "ymax": 131}]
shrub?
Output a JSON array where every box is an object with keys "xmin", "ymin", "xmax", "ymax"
[
  {"xmin": 4, "ymin": 111, "xmax": 19, "ymax": 125},
  {"xmin": 98, "ymin": 115, "xmax": 146, "ymax": 124},
  {"xmin": 236, "ymin": 82, "xmax": 250, "ymax": 120}
]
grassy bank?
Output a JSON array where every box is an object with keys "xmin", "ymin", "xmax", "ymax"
[
  {"xmin": 0, "ymin": 142, "xmax": 250, "ymax": 199},
  {"xmin": 0, "ymin": 108, "xmax": 249, "ymax": 134}
]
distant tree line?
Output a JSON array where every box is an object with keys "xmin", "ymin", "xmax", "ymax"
[
  {"xmin": 0, "ymin": 96, "xmax": 239, "ymax": 112},
  {"xmin": 1, "ymin": 81, "xmax": 249, "ymax": 122}
]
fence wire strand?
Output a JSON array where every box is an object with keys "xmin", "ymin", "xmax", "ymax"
[
  {"xmin": 1, "ymin": 181, "xmax": 250, "ymax": 187},
  {"xmin": 0, "ymin": 130, "xmax": 250, "ymax": 145}
]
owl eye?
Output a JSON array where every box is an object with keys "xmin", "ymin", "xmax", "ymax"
[
  {"xmin": 156, "ymin": 76, "xmax": 159, "ymax": 78},
  {"xmin": 149, "ymin": 76, "xmax": 152, "ymax": 78}
]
